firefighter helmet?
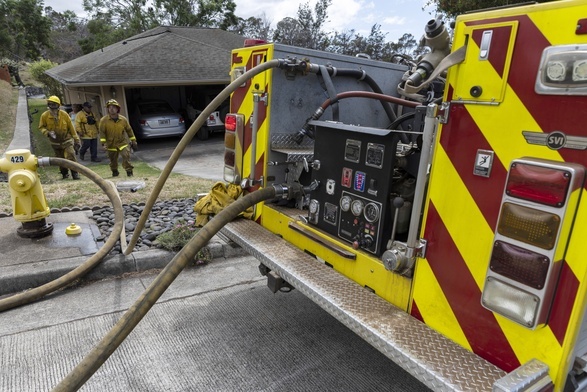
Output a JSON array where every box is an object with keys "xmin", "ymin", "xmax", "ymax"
[
  {"xmin": 47, "ymin": 96, "xmax": 61, "ymax": 105},
  {"xmin": 106, "ymin": 99, "xmax": 120, "ymax": 108}
]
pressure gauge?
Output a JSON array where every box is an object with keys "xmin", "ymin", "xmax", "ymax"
[
  {"xmin": 309, "ymin": 199, "xmax": 319, "ymax": 214},
  {"xmin": 340, "ymin": 195, "xmax": 352, "ymax": 212},
  {"xmin": 351, "ymin": 199, "xmax": 364, "ymax": 216},
  {"xmin": 364, "ymin": 202, "xmax": 380, "ymax": 223}
]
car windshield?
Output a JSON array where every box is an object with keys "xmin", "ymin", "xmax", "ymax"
[{"xmin": 138, "ymin": 102, "xmax": 174, "ymax": 114}]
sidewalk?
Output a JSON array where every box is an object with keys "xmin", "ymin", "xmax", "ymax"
[{"xmin": 0, "ymin": 90, "xmax": 245, "ymax": 297}]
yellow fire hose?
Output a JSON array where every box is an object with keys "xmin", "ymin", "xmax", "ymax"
[
  {"xmin": 0, "ymin": 157, "xmax": 124, "ymax": 312},
  {"xmin": 52, "ymin": 185, "xmax": 286, "ymax": 391}
]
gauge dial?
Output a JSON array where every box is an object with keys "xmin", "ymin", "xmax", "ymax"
[
  {"xmin": 351, "ymin": 199, "xmax": 364, "ymax": 216},
  {"xmin": 309, "ymin": 199, "xmax": 319, "ymax": 214},
  {"xmin": 364, "ymin": 202, "xmax": 380, "ymax": 223},
  {"xmin": 340, "ymin": 195, "xmax": 352, "ymax": 212}
]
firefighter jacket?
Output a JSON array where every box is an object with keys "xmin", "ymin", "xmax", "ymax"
[
  {"xmin": 38, "ymin": 109, "xmax": 80, "ymax": 147},
  {"xmin": 99, "ymin": 114, "xmax": 137, "ymax": 151},
  {"xmin": 75, "ymin": 110, "xmax": 99, "ymax": 139}
]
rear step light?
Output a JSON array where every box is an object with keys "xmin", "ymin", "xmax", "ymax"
[{"xmin": 482, "ymin": 158, "xmax": 585, "ymax": 329}]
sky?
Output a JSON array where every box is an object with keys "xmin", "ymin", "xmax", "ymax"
[{"xmin": 43, "ymin": 0, "xmax": 437, "ymax": 43}]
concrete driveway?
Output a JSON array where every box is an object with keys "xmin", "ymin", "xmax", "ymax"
[{"xmin": 133, "ymin": 132, "xmax": 225, "ymax": 181}]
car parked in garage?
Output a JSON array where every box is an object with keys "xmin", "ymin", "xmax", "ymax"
[{"xmin": 130, "ymin": 100, "xmax": 186, "ymax": 139}]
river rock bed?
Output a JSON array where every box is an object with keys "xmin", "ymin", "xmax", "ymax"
[{"xmin": 91, "ymin": 198, "xmax": 198, "ymax": 253}]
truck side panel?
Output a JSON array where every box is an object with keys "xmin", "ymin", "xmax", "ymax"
[{"xmin": 413, "ymin": 2, "xmax": 587, "ymax": 388}]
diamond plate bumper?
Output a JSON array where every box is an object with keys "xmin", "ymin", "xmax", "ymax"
[{"xmin": 221, "ymin": 217, "xmax": 507, "ymax": 392}]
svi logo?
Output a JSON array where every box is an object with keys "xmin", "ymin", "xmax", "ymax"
[{"xmin": 547, "ymin": 131, "xmax": 567, "ymax": 150}]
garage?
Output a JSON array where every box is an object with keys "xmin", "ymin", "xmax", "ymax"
[{"xmin": 46, "ymin": 26, "xmax": 244, "ymax": 140}]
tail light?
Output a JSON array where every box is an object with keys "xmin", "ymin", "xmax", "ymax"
[
  {"xmin": 223, "ymin": 113, "xmax": 244, "ymax": 183},
  {"xmin": 482, "ymin": 158, "xmax": 585, "ymax": 329},
  {"xmin": 179, "ymin": 117, "xmax": 184, "ymax": 124}
]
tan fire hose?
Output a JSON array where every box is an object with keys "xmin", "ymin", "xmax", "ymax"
[
  {"xmin": 52, "ymin": 184, "xmax": 286, "ymax": 391},
  {"xmin": 0, "ymin": 157, "xmax": 124, "ymax": 312},
  {"xmin": 124, "ymin": 59, "xmax": 285, "ymax": 255}
]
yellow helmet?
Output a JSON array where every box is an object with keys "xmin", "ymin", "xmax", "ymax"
[
  {"xmin": 106, "ymin": 99, "xmax": 120, "ymax": 108},
  {"xmin": 47, "ymin": 95, "xmax": 61, "ymax": 105}
]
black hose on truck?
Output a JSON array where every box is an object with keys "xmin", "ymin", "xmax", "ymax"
[{"xmin": 51, "ymin": 183, "xmax": 299, "ymax": 391}]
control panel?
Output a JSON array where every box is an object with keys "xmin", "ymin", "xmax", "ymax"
[{"xmin": 308, "ymin": 121, "xmax": 400, "ymax": 255}]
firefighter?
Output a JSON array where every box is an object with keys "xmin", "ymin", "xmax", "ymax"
[
  {"xmin": 38, "ymin": 96, "xmax": 81, "ymax": 180},
  {"xmin": 75, "ymin": 102, "xmax": 101, "ymax": 162},
  {"xmin": 99, "ymin": 99, "xmax": 138, "ymax": 177}
]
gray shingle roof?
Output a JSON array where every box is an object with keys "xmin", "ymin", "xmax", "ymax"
[{"xmin": 47, "ymin": 26, "xmax": 246, "ymax": 86}]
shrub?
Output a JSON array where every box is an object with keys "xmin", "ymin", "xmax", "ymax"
[
  {"xmin": 155, "ymin": 220, "xmax": 212, "ymax": 265},
  {"xmin": 28, "ymin": 59, "xmax": 62, "ymax": 98}
]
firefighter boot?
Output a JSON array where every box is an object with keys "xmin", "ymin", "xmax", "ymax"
[
  {"xmin": 71, "ymin": 171, "xmax": 80, "ymax": 180},
  {"xmin": 126, "ymin": 170, "xmax": 133, "ymax": 177},
  {"xmin": 60, "ymin": 168, "xmax": 69, "ymax": 179},
  {"xmin": 112, "ymin": 170, "xmax": 119, "ymax": 177}
]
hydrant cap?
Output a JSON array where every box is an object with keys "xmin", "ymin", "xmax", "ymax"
[{"xmin": 65, "ymin": 223, "xmax": 82, "ymax": 236}]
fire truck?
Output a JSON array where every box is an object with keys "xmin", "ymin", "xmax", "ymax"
[{"xmin": 217, "ymin": 1, "xmax": 587, "ymax": 390}]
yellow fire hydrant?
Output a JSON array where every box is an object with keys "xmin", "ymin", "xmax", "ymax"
[{"xmin": 0, "ymin": 149, "xmax": 53, "ymax": 238}]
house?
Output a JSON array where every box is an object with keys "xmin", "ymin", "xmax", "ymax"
[{"xmin": 46, "ymin": 26, "xmax": 246, "ymax": 123}]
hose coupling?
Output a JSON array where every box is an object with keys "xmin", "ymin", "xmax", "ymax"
[
  {"xmin": 37, "ymin": 157, "xmax": 51, "ymax": 167},
  {"xmin": 272, "ymin": 182, "xmax": 305, "ymax": 200}
]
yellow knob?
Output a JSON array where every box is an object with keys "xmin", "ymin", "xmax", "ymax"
[{"xmin": 65, "ymin": 223, "xmax": 82, "ymax": 236}]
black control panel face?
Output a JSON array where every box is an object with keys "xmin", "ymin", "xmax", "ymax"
[{"xmin": 308, "ymin": 121, "xmax": 399, "ymax": 255}]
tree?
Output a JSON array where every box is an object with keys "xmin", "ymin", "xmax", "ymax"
[
  {"xmin": 82, "ymin": 0, "xmax": 158, "ymax": 37},
  {"xmin": 273, "ymin": 17, "xmax": 303, "ymax": 47},
  {"xmin": 274, "ymin": 0, "xmax": 331, "ymax": 50},
  {"xmin": 0, "ymin": 0, "xmax": 52, "ymax": 60},
  {"xmin": 133, "ymin": 0, "xmax": 238, "ymax": 29},
  {"xmin": 230, "ymin": 13, "xmax": 272, "ymax": 41},
  {"xmin": 425, "ymin": 0, "xmax": 555, "ymax": 17},
  {"xmin": 329, "ymin": 29, "xmax": 356, "ymax": 56},
  {"xmin": 44, "ymin": 7, "xmax": 87, "ymax": 62}
]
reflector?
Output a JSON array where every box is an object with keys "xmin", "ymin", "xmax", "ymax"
[
  {"xmin": 506, "ymin": 162, "xmax": 570, "ymax": 207},
  {"xmin": 497, "ymin": 203, "xmax": 560, "ymax": 249},
  {"xmin": 482, "ymin": 277, "xmax": 539, "ymax": 328}
]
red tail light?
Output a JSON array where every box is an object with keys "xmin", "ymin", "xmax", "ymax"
[
  {"xmin": 506, "ymin": 162, "xmax": 571, "ymax": 207},
  {"xmin": 139, "ymin": 120, "xmax": 146, "ymax": 125},
  {"xmin": 225, "ymin": 114, "xmax": 237, "ymax": 131},
  {"xmin": 179, "ymin": 117, "xmax": 184, "ymax": 124}
]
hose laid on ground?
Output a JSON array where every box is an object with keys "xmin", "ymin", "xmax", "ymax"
[
  {"xmin": 0, "ymin": 158, "xmax": 124, "ymax": 312},
  {"xmin": 124, "ymin": 59, "xmax": 284, "ymax": 255},
  {"xmin": 52, "ymin": 185, "xmax": 281, "ymax": 391}
]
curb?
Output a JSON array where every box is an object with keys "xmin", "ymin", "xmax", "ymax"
[{"xmin": 0, "ymin": 239, "xmax": 246, "ymax": 297}]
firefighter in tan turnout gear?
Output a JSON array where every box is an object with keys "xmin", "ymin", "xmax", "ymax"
[
  {"xmin": 99, "ymin": 99, "xmax": 137, "ymax": 177},
  {"xmin": 38, "ymin": 95, "xmax": 81, "ymax": 180},
  {"xmin": 75, "ymin": 101, "xmax": 101, "ymax": 162}
]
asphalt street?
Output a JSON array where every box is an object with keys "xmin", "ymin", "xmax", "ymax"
[{"xmin": 0, "ymin": 256, "xmax": 431, "ymax": 392}]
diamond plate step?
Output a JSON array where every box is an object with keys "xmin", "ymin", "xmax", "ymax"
[{"xmin": 221, "ymin": 217, "xmax": 507, "ymax": 392}]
